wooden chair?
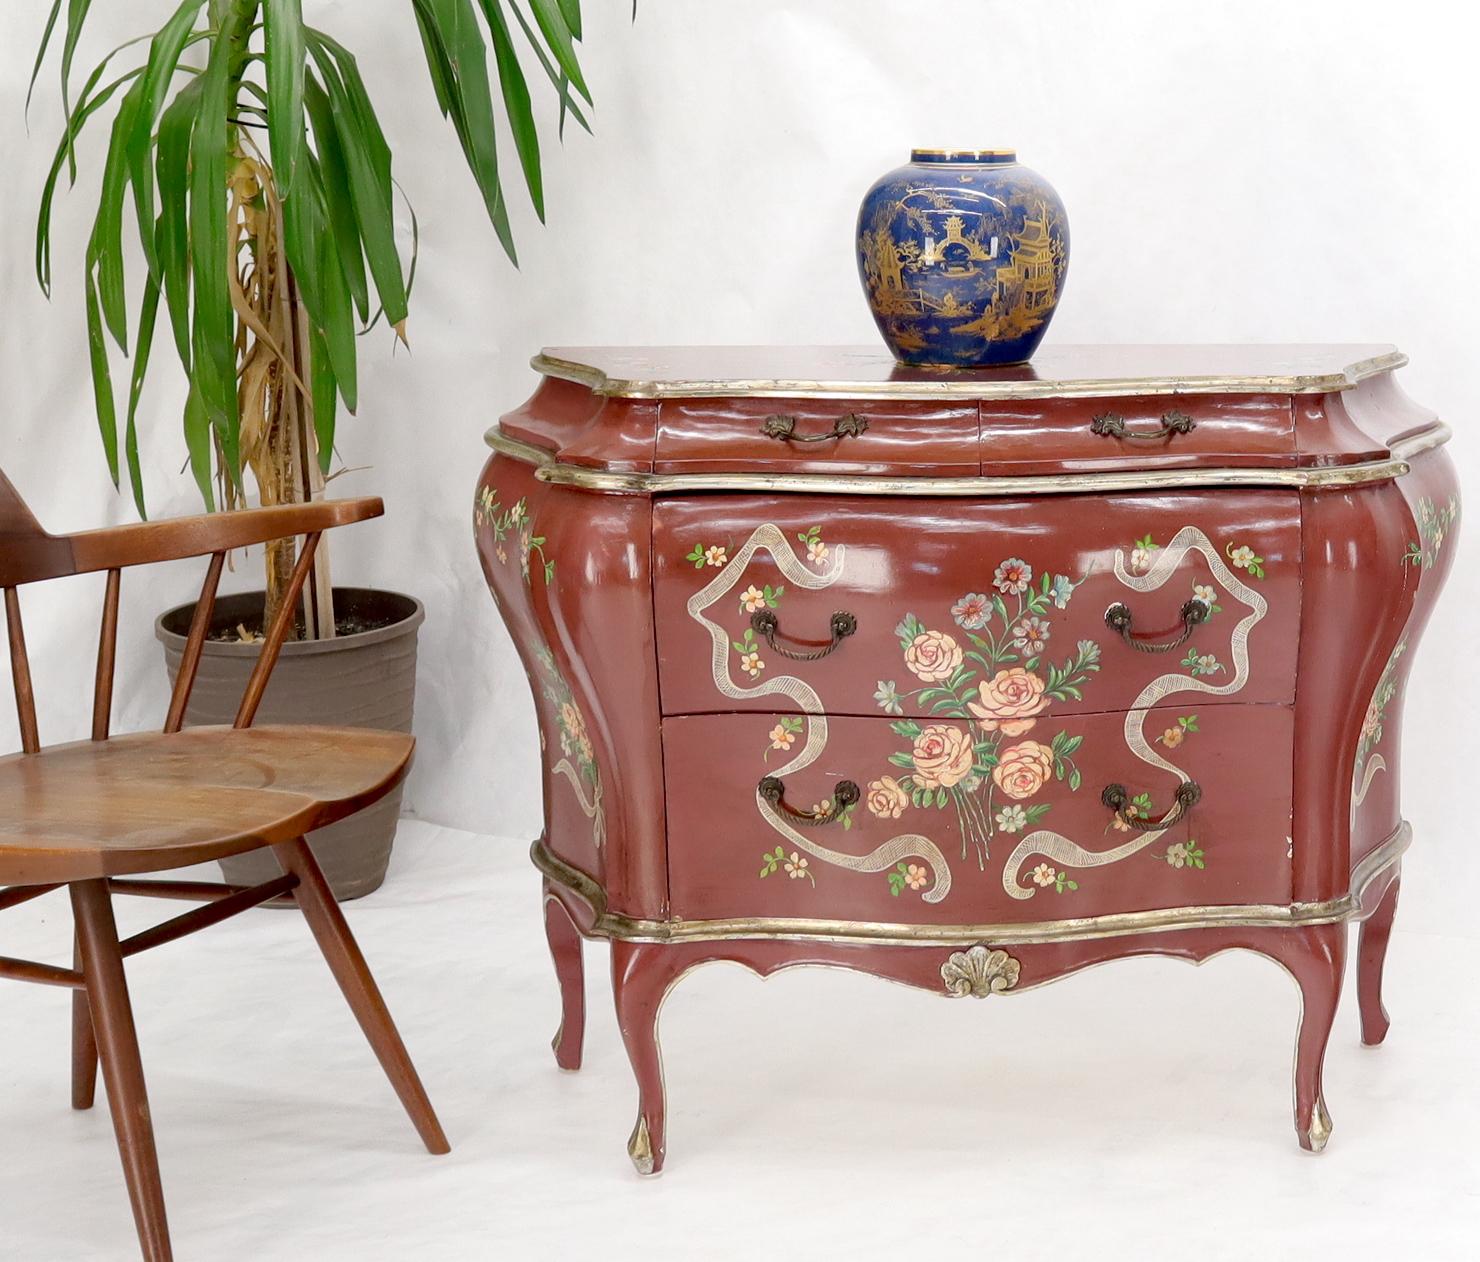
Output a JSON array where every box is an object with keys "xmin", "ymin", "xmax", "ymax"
[{"xmin": 0, "ymin": 471, "xmax": 448, "ymax": 1262}]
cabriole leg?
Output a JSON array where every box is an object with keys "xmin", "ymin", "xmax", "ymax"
[
  {"xmin": 1358, "ymin": 874, "xmax": 1401, "ymax": 1046},
  {"xmin": 611, "ymin": 940, "xmax": 680, "ymax": 1176},
  {"xmin": 71, "ymin": 880, "xmax": 173, "ymax": 1262},
  {"xmin": 543, "ymin": 885, "xmax": 586, "ymax": 1070},
  {"xmin": 1285, "ymin": 923, "xmax": 1347, "ymax": 1153}
]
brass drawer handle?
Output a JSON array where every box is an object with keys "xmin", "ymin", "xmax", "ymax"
[
  {"xmin": 1104, "ymin": 598, "xmax": 1209, "ymax": 653},
  {"xmin": 758, "ymin": 776, "xmax": 860, "ymax": 825},
  {"xmin": 1101, "ymin": 781, "xmax": 1202, "ymax": 831},
  {"xmin": 750, "ymin": 609, "xmax": 858, "ymax": 661},
  {"xmin": 1089, "ymin": 409, "xmax": 1197, "ymax": 441},
  {"xmin": 760, "ymin": 412, "xmax": 870, "ymax": 443}
]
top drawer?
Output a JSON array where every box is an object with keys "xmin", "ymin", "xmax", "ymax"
[
  {"xmin": 655, "ymin": 398, "xmax": 979, "ymax": 475},
  {"xmin": 653, "ymin": 393, "xmax": 1297, "ymax": 477},
  {"xmin": 977, "ymin": 394, "xmax": 1298, "ymax": 475}
]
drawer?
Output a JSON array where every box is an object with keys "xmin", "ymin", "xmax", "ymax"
[
  {"xmin": 653, "ymin": 491, "xmax": 1301, "ymax": 717},
  {"xmin": 663, "ymin": 707, "xmax": 1294, "ymax": 927},
  {"xmin": 978, "ymin": 393, "xmax": 1297, "ymax": 475},
  {"xmin": 655, "ymin": 397, "xmax": 979, "ymax": 475}
]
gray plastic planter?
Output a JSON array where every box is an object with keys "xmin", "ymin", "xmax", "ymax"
[{"xmin": 156, "ymin": 588, "xmax": 423, "ymax": 900}]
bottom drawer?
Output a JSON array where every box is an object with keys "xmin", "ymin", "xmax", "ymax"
[{"xmin": 663, "ymin": 706, "xmax": 1293, "ymax": 926}]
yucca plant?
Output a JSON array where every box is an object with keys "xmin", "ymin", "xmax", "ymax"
[{"xmin": 32, "ymin": 0, "xmax": 597, "ymax": 636}]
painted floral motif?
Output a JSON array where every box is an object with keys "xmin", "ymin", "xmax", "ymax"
[
  {"xmin": 1404, "ymin": 496, "xmax": 1457, "ymax": 570},
  {"xmin": 887, "ymin": 861, "xmax": 930, "ymax": 896},
  {"xmin": 732, "ymin": 627, "xmax": 766, "ymax": 678},
  {"xmin": 995, "ymin": 804, "xmax": 1028, "ymax": 834},
  {"xmin": 475, "ymin": 487, "xmax": 553, "ymax": 585},
  {"xmin": 1029, "ymin": 861, "xmax": 1079, "ymax": 894},
  {"xmin": 739, "ymin": 583, "xmax": 784, "ymax": 613},
  {"xmin": 765, "ymin": 717, "xmax": 803, "ymax": 759},
  {"xmin": 1354, "ymin": 639, "xmax": 1406, "ymax": 807},
  {"xmin": 759, "ymin": 846, "xmax": 815, "ymax": 886},
  {"xmin": 1129, "ymin": 534, "xmax": 1158, "ymax": 575},
  {"xmin": 870, "ymin": 561, "xmax": 1099, "ymax": 867},
  {"xmin": 1109, "ymin": 792, "xmax": 1152, "ymax": 832},
  {"xmin": 873, "ymin": 680, "xmax": 904, "ymax": 715},
  {"xmin": 1224, "ymin": 542, "xmax": 1265, "ymax": 579},
  {"xmin": 1156, "ymin": 715, "xmax": 1199, "ymax": 748},
  {"xmin": 1192, "ymin": 584, "xmax": 1222, "ymax": 617},
  {"xmin": 533, "ymin": 647, "xmax": 605, "ymax": 847},
  {"xmin": 993, "ymin": 557, "xmax": 1033, "ymax": 595},
  {"xmin": 797, "ymin": 525, "xmax": 830, "ymax": 566},
  {"xmin": 903, "ymin": 628, "xmax": 964, "ymax": 682},
  {"xmin": 1163, "ymin": 840, "xmax": 1206, "ymax": 870},
  {"xmin": 536, "ymin": 649, "xmax": 597, "ymax": 789},
  {"xmin": 685, "ymin": 543, "xmax": 730, "ymax": 569},
  {"xmin": 992, "ymin": 739, "xmax": 1055, "ymax": 800},
  {"xmin": 866, "ymin": 775, "xmax": 911, "ymax": 819},
  {"xmin": 1181, "ymin": 649, "xmax": 1224, "ymax": 678}
]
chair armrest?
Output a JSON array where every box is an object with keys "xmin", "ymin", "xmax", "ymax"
[{"xmin": 63, "ymin": 497, "xmax": 384, "ymax": 575}]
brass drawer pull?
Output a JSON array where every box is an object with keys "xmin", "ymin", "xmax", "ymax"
[
  {"xmin": 1089, "ymin": 409, "xmax": 1197, "ymax": 441},
  {"xmin": 1101, "ymin": 781, "xmax": 1202, "ymax": 831},
  {"xmin": 760, "ymin": 412, "xmax": 870, "ymax": 443},
  {"xmin": 750, "ymin": 609, "xmax": 858, "ymax": 661},
  {"xmin": 1104, "ymin": 598, "xmax": 1209, "ymax": 653},
  {"xmin": 758, "ymin": 776, "xmax": 860, "ymax": 825}
]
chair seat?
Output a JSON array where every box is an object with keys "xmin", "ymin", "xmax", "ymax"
[{"xmin": 0, "ymin": 725, "xmax": 414, "ymax": 885}]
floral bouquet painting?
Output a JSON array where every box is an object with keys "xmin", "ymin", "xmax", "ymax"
[{"xmin": 868, "ymin": 557, "xmax": 1101, "ymax": 869}]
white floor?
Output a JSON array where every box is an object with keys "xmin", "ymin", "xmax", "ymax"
[{"xmin": 2, "ymin": 821, "xmax": 1478, "ymax": 1261}]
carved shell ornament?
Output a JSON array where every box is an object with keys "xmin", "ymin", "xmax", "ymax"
[{"xmin": 941, "ymin": 946, "xmax": 1022, "ymax": 998}]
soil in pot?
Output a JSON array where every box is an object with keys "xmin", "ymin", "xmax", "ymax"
[{"xmin": 156, "ymin": 588, "xmax": 423, "ymax": 900}]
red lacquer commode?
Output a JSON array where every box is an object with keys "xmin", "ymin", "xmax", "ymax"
[{"xmin": 474, "ymin": 345, "xmax": 1458, "ymax": 1171}]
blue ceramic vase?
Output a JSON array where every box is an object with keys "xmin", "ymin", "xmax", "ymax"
[{"xmin": 856, "ymin": 149, "xmax": 1070, "ymax": 367}]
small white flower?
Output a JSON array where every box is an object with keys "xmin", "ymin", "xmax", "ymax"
[
  {"xmin": 1165, "ymin": 843, "xmax": 1189, "ymax": 869},
  {"xmin": 1031, "ymin": 862, "xmax": 1057, "ymax": 887},
  {"xmin": 740, "ymin": 585, "xmax": 768, "ymax": 612},
  {"xmin": 873, "ymin": 681, "xmax": 903, "ymax": 715},
  {"xmin": 784, "ymin": 852, "xmax": 809, "ymax": 880},
  {"xmin": 704, "ymin": 545, "xmax": 728, "ymax": 567},
  {"xmin": 1193, "ymin": 584, "xmax": 1216, "ymax": 605},
  {"xmin": 807, "ymin": 538, "xmax": 829, "ymax": 564},
  {"xmin": 1228, "ymin": 545, "xmax": 1256, "ymax": 570},
  {"xmin": 996, "ymin": 805, "xmax": 1029, "ymax": 834},
  {"xmin": 1130, "ymin": 547, "xmax": 1151, "ymax": 574},
  {"xmin": 740, "ymin": 651, "xmax": 764, "ymax": 677}
]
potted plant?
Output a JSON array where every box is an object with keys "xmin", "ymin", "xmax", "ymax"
[{"xmin": 31, "ymin": 0, "xmax": 598, "ymax": 896}]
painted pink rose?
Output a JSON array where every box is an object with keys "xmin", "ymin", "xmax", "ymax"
[
  {"xmin": 968, "ymin": 668, "xmax": 1050, "ymax": 736},
  {"xmin": 904, "ymin": 630, "xmax": 963, "ymax": 683},
  {"xmin": 866, "ymin": 775, "xmax": 910, "ymax": 820},
  {"xmin": 911, "ymin": 725, "xmax": 976, "ymax": 790},
  {"xmin": 992, "ymin": 740, "xmax": 1055, "ymax": 800}
]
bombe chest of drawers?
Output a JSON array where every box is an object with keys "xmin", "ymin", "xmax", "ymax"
[{"xmin": 474, "ymin": 344, "xmax": 1457, "ymax": 1171}]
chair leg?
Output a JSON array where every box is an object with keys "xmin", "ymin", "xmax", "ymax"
[
  {"xmin": 72, "ymin": 932, "xmax": 99, "ymax": 1110},
  {"xmin": 71, "ymin": 880, "xmax": 173, "ymax": 1262},
  {"xmin": 271, "ymin": 837, "xmax": 450, "ymax": 1156}
]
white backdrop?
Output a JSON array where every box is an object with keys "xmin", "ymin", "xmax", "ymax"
[{"xmin": 0, "ymin": 0, "xmax": 1475, "ymax": 873}]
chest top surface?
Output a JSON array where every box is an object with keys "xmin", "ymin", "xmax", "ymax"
[
  {"xmin": 531, "ymin": 343, "xmax": 1407, "ymax": 400},
  {"xmin": 493, "ymin": 344, "xmax": 1447, "ymax": 492}
]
